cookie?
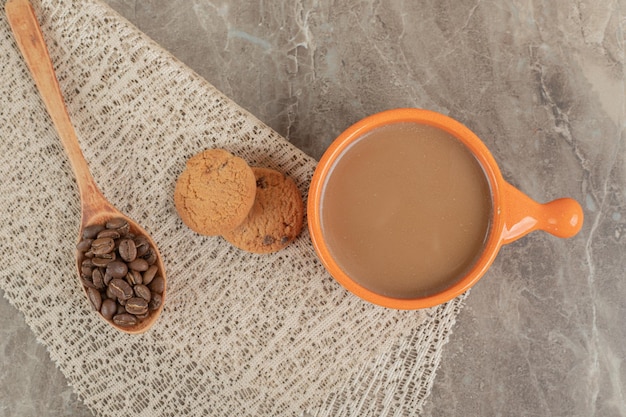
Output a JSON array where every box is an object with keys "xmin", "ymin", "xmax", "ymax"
[
  {"xmin": 222, "ymin": 167, "xmax": 304, "ymax": 254},
  {"xmin": 174, "ymin": 149, "xmax": 256, "ymax": 236}
]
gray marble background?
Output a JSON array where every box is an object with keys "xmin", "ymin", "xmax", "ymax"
[{"xmin": 1, "ymin": 0, "xmax": 624, "ymax": 416}]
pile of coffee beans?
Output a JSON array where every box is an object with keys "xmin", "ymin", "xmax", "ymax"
[{"xmin": 77, "ymin": 218, "xmax": 164, "ymax": 327}]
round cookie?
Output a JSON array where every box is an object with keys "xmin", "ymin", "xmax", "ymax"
[
  {"xmin": 174, "ymin": 149, "xmax": 256, "ymax": 236},
  {"xmin": 222, "ymin": 167, "xmax": 304, "ymax": 254}
]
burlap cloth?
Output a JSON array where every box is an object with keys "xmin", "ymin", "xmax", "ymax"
[{"xmin": 0, "ymin": 1, "xmax": 466, "ymax": 415}]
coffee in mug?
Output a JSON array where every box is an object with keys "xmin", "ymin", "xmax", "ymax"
[
  {"xmin": 321, "ymin": 122, "xmax": 491, "ymax": 298},
  {"xmin": 308, "ymin": 108, "xmax": 583, "ymax": 309}
]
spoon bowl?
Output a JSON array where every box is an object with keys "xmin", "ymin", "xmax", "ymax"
[
  {"xmin": 77, "ymin": 207, "xmax": 167, "ymax": 334},
  {"xmin": 6, "ymin": 0, "xmax": 166, "ymax": 333}
]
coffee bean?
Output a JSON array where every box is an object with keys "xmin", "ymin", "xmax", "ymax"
[
  {"xmin": 125, "ymin": 297, "xmax": 148, "ymax": 315},
  {"xmin": 76, "ymin": 239, "xmax": 93, "ymax": 252},
  {"xmin": 97, "ymin": 251, "xmax": 117, "ymax": 260},
  {"xmin": 136, "ymin": 312, "xmax": 150, "ymax": 320},
  {"xmin": 142, "ymin": 265, "xmax": 158, "ymax": 285},
  {"xmin": 92, "ymin": 256, "xmax": 114, "ymax": 268},
  {"xmin": 106, "ymin": 261, "xmax": 128, "ymax": 278},
  {"xmin": 97, "ymin": 229, "xmax": 120, "ymax": 239},
  {"xmin": 100, "ymin": 299, "xmax": 117, "ymax": 320},
  {"xmin": 134, "ymin": 284, "xmax": 151, "ymax": 302},
  {"xmin": 148, "ymin": 276, "xmax": 165, "ymax": 293},
  {"xmin": 109, "ymin": 278, "xmax": 133, "ymax": 300},
  {"xmin": 118, "ymin": 239, "xmax": 137, "ymax": 262},
  {"xmin": 82, "ymin": 277, "xmax": 98, "ymax": 289},
  {"xmin": 92, "ymin": 268, "xmax": 105, "ymax": 290},
  {"xmin": 143, "ymin": 248, "xmax": 157, "ymax": 265},
  {"xmin": 106, "ymin": 218, "xmax": 130, "ymax": 235},
  {"xmin": 116, "ymin": 303, "xmax": 126, "ymax": 315},
  {"xmin": 104, "ymin": 270, "xmax": 114, "ymax": 286},
  {"xmin": 148, "ymin": 293, "xmax": 162, "ymax": 310},
  {"xmin": 80, "ymin": 264, "xmax": 93, "ymax": 277},
  {"xmin": 83, "ymin": 224, "xmax": 105, "ymax": 239},
  {"xmin": 117, "ymin": 223, "xmax": 131, "ymax": 235},
  {"xmin": 128, "ymin": 258, "xmax": 149, "ymax": 272},
  {"xmin": 91, "ymin": 238, "xmax": 115, "ymax": 255},
  {"xmin": 86, "ymin": 287, "xmax": 102, "ymax": 311},
  {"xmin": 106, "ymin": 218, "xmax": 127, "ymax": 229},
  {"xmin": 134, "ymin": 236, "xmax": 150, "ymax": 256},
  {"xmin": 113, "ymin": 313, "xmax": 137, "ymax": 327},
  {"xmin": 106, "ymin": 285, "xmax": 116, "ymax": 300},
  {"xmin": 126, "ymin": 269, "xmax": 142, "ymax": 286}
]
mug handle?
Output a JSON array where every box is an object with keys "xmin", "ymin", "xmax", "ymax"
[{"xmin": 501, "ymin": 182, "xmax": 584, "ymax": 244}]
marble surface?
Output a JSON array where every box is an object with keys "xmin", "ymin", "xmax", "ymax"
[{"xmin": 1, "ymin": 0, "xmax": 624, "ymax": 416}]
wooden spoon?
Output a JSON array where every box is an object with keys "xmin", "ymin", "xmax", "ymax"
[{"xmin": 6, "ymin": 0, "xmax": 166, "ymax": 334}]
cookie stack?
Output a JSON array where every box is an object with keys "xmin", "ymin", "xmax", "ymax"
[{"xmin": 174, "ymin": 149, "xmax": 304, "ymax": 254}]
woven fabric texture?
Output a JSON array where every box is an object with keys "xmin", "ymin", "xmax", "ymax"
[{"xmin": 0, "ymin": 1, "xmax": 465, "ymax": 415}]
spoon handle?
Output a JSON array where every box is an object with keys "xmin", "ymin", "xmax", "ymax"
[{"xmin": 6, "ymin": 0, "xmax": 105, "ymax": 214}]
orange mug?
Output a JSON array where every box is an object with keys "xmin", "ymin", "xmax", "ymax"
[{"xmin": 307, "ymin": 108, "xmax": 583, "ymax": 309}]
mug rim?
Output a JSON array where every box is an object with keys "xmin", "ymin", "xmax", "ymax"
[{"xmin": 307, "ymin": 108, "xmax": 506, "ymax": 309}]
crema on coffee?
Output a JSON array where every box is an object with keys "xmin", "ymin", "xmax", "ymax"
[{"xmin": 320, "ymin": 122, "xmax": 492, "ymax": 298}]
